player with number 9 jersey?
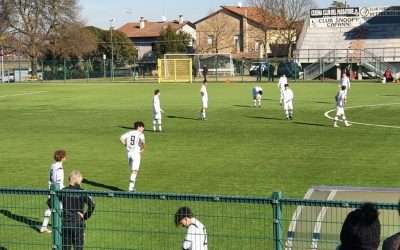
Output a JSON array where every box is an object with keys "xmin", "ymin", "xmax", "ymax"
[{"xmin": 120, "ymin": 121, "xmax": 145, "ymax": 191}]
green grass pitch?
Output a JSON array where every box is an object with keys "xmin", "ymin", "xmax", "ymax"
[{"xmin": 0, "ymin": 81, "xmax": 400, "ymax": 249}]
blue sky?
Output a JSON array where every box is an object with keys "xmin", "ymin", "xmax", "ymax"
[{"xmin": 79, "ymin": 0, "xmax": 400, "ymax": 29}]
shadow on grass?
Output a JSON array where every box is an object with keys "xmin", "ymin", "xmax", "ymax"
[
  {"xmin": 82, "ymin": 178, "xmax": 124, "ymax": 191},
  {"xmin": 382, "ymin": 94, "xmax": 400, "ymax": 97},
  {"xmin": 232, "ymin": 104, "xmax": 253, "ymax": 108},
  {"xmin": 245, "ymin": 115, "xmax": 284, "ymax": 121},
  {"xmin": 314, "ymin": 101, "xmax": 331, "ymax": 104},
  {"xmin": 117, "ymin": 126, "xmax": 153, "ymax": 132},
  {"xmin": 167, "ymin": 115, "xmax": 199, "ymax": 120},
  {"xmin": 0, "ymin": 247, "xmax": 7, "ymax": 250},
  {"xmin": 0, "ymin": 209, "xmax": 41, "ymax": 233},
  {"xmin": 292, "ymin": 121, "xmax": 329, "ymax": 127}
]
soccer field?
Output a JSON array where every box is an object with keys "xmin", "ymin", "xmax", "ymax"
[
  {"xmin": 0, "ymin": 81, "xmax": 400, "ymax": 196},
  {"xmin": 1, "ymin": 81, "xmax": 400, "ymax": 249}
]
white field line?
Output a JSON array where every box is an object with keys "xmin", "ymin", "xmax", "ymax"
[
  {"xmin": 311, "ymin": 190, "xmax": 337, "ymax": 250},
  {"xmin": 324, "ymin": 103, "xmax": 400, "ymax": 129},
  {"xmin": 0, "ymin": 91, "xmax": 48, "ymax": 98},
  {"xmin": 285, "ymin": 188, "xmax": 314, "ymax": 250}
]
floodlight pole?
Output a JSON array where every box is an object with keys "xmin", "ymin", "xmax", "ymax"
[
  {"xmin": 1, "ymin": 47, "xmax": 4, "ymax": 84},
  {"xmin": 110, "ymin": 18, "xmax": 115, "ymax": 81}
]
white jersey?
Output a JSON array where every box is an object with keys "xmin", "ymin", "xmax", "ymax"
[
  {"xmin": 48, "ymin": 161, "xmax": 64, "ymax": 189},
  {"xmin": 183, "ymin": 218, "xmax": 208, "ymax": 250},
  {"xmin": 340, "ymin": 76, "xmax": 351, "ymax": 89},
  {"xmin": 283, "ymin": 88, "xmax": 294, "ymax": 103},
  {"xmin": 278, "ymin": 76, "xmax": 287, "ymax": 90},
  {"xmin": 153, "ymin": 95, "xmax": 161, "ymax": 114},
  {"xmin": 120, "ymin": 130, "xmax": 145, "ymax": 154},
  {"xmin": 336, "ymin": 90, "xmax": 347, "ymax": 107},
  {"xmin": 200, "ymin": 85, "xmax": 208, "ymax": 101},
  {"xmin": 252, "ymin": 86, "xmax": 263, "ymax": 97}
]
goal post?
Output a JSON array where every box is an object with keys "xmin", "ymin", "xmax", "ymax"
[
  {"xmin": 164, "ymin": 53, "xmax": 235, "ymax": 78},
  {"xmin": 157, "ymin": 58, "xmax": 192, "ymax": 83}
]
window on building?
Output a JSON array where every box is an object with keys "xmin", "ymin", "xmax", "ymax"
[
  {"xmin": 207, "ymin": 35, "xmax": 214, "ymax": 46},
  {"xmin": 234, "ymin": 35, "xmax": 240, "ymax": 52}
]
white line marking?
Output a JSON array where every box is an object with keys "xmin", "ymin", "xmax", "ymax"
[
  {"xmin": 311, "ymin": 190, "xmax": 337, "ymax": 250},
  {"xmin": 324, "ymin": 103, "xmax": 400, "ymax": 129},
  {"xmin": 0, "ymin": 91, "xmax": 48, "ymax": 98},
  {"xmin": 285, "ymin": 188, "xmax": 314, "ymax": 250}
]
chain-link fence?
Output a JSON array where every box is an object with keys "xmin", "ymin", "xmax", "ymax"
[
  {"xmin": 1, "ymin": 186, "xmax": 399, "ymax": 250},
  {"xmin": 0, "ymin": 57, "xmax": 304, "ymax": 84}
]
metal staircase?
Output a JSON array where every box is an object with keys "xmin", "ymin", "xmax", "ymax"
[
  {"xmin": 304, "ymin": 50, "xmax": 337, "ymax": 80},
  {"xmin": 360, "ymin": 50, "xmax": 394, "ymax": 78}
]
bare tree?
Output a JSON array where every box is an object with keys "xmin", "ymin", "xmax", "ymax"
[
  {"xmin": 3, "ymin": 0, "xmax": 81, "ymax": 76},
  {"xmin": 330, "ymin": 1, "xmax": 348, "ymax": 8},
  {"xmin": 248, "ymin": 0, "xmax": 316, "ymax": 57}
]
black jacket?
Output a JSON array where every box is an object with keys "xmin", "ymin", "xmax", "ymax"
[{"xmin": 60, "ymin": 184, "xmax": 95, "ymax": 227}]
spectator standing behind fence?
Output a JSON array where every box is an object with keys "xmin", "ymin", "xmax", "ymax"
[
  {"xmin": 60, "ymin": 170, "xmax": 95, "ymax": 250},
  {"xmin": 175, "ymin": 207, "xmax": 208, "ymax": 250},
  {"xmin": 40, "ymin": 150, "xmax": 66, "ymax": 233},
  {"xmin": 338, "ymin": 202, "xmax": 380, "ymax": 250},
  {"xmin": 382, "ymin": 201, "xmax": 400, "ymax": 250},
  {"xmin": 202, "ymin": 65, "xmax": 208, "ymax": 83},
  {"xmin": 384, "ymin": 68, "xmax": 394, "ymax": 83},
  {"xmin": 256, "ymin": 64, "xmax": 262, "ymax": 82}
]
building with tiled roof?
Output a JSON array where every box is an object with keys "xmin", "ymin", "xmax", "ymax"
[
  {"xmin": 118, "ymin": 16, "xmax": 196, "ymax": 60},
  {"xmin": 195, "ymin": 5, "xmax": 297, "ymax": 58}
]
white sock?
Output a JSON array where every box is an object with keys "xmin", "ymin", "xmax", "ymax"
[
  {"xmin": 41, "ymin": 208, "xmax": 51, "ymax": 229},
  {"xmin": 153, "ymin": 120, "xmax": 156, "ymax": 131},
  {"xmin": 128, "ymin": 172, "xmax": 138, "ymax": 191},
  {"xmin": 253, "ymin": 100, "xmax": 257, "ymax": 106},
  {"xmin": 157, "ymin": 121, "xmax": 162, "ymax": 131},
  {"xmin": 202, "ymin": 111, "xmax": 206, "ymax": 119},
  {"xmin": 285, "ymin": 110, "xmax": 289, "ymax": 118}
]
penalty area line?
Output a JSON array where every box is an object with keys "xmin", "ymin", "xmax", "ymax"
[{"xmin": 324, "ymin": 103, "xmax": 400, "ymax": 129}]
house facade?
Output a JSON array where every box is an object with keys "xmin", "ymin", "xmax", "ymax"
[
  {"xmin": 195, "ymin": 5, "xmax": 296, "ymax": 59},
  {"xmin": 118, "ymin": 16, "xmax": 196, "ymax": 61}
]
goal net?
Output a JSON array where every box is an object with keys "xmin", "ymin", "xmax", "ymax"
[
  {"xmin": 164, "ymin": 53, "xmax": 235, "ymax": 78},
  {"xmin": 157, "ymin": 58, "xmax": 192, "ymax": 83}
]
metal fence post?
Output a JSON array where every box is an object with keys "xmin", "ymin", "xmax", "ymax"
[
  {"xmin": 272, "ymin": 191, "xmax": 283, "ymax": 250},
  {"xmin": 51, "ymin": 183, "xmax": 62, "ymax": 250}
]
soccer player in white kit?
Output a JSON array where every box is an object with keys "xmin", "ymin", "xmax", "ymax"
[
  {"xmin": 175, "ymin": 206, "xmax": 208, "ymax": 250},
  {"xmin": 152, "ymin": 89, "xmax": 164, "ymax": 132},
  {"xmin": 252, "ymin": 85, "xmax": 263, "ymax": 107},
  {"xmin": 340, "ymin": 73, "xmax": 351, "ymax": 95},
  {"xmin": 200, "ymin": 81, "xmax": 208, "ymax": 120},
  {"xmin": 40, "ymin": 150, "xmax": 66, "ymax": 233},
  {"xmin": 282, "ymin": 84, "xmax": 294, "ymax": 120},
  {"xmin": 120, "ymin": 121, "xmax": 145, "ymax": 192},
  {"xmin": 334, "ymin": 85, "xmax": 351, "ymax": 127},
  {"xmin": 278, "ymin": 74, "xmax": 288, "ymax": 105}
]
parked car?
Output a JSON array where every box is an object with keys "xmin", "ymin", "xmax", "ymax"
[
  {"xmin": 0, "ymin": 73, "xmax": 15, "ymax": 83},
  {"xmin": 249, "ymin": 62, "xmax": 274, "ymax": 77},
  {"xmin": 277, "ymin": 62, "xmax": 302, "ymax": 79}
]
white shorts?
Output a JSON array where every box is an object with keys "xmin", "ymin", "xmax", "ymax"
[
  {"xmin": 153, "ymin": 112, "xmax": 161, "ymax": 120},
  {"xmin": 202, "ymin": 98, "xmax": 208, "ymax": 109},
  {"xmin": 336, "ymin": 107, "xmax": 345, "ymax": 117},
  {"xmin": 127, "ymin": 152, "xmax": 141, "ymax": 171},
  {"xmin": 253, "ymin": 94, "xmax": 261, "ymax": 100},
  {"xmin": 284, "ymin": 101, "xmax": 293, "ymax": 110}
]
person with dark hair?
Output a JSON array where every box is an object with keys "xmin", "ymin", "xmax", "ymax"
[
  {"xmin": 60, "ymin": 170, "xmax": 95, "ymax": 250},
  {"xmin": 384, "ymin": 68, "xmax": 394, "ymax": 83},
  {"xmin": 175, "ymin": 207, "xmax": 208, "ymax": 250},
  {"xmin": 40, "ymin": 150, "xmax": 67, "ymax": 233},
  {"xmin": 339, "ymin": 202, "xmax": 380, "ymax": 250},
  {"xmin": 382, "ymin": 201, "xmax": 400, "ymax": 250},
  {"xmin": 120, "ymin": 121, "xmax": 145, "ymax": 192}
]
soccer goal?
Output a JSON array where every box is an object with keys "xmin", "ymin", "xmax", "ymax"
[
  {"xmin": 157, "ymin": 58, "xmax": 192, "ymax": 83},
  {"xmin": 164, "ymin": 53, "xmax": 235, "ymax": 78}
]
